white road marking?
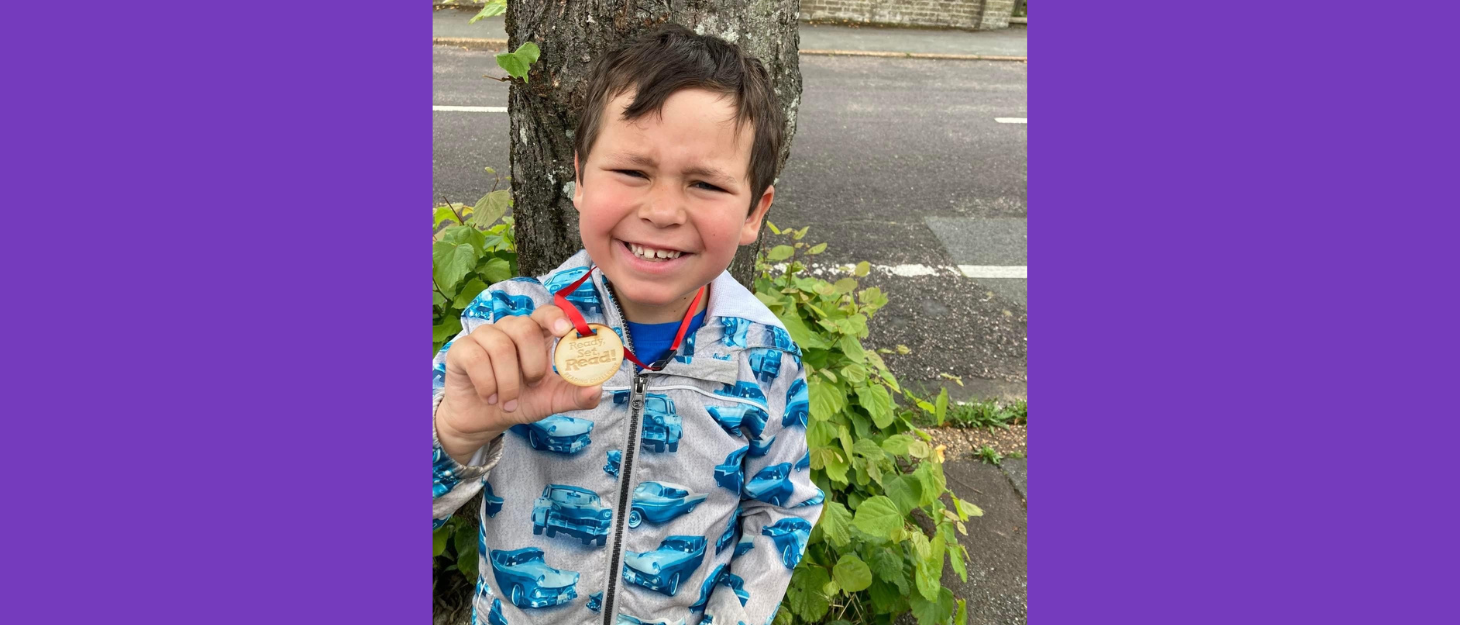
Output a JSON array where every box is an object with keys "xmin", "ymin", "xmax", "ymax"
[
  {"xmin": 772, "ymin": 263, "xmax": 1026, "ymax": 279},
  {"xmin": 995, "ymin": 117, "xmax": 1027, "ymax": 124},
  {"xmin": 959, "ymin": 265, "xmax": 1027, "ymax": 279},
  {"xmin": 433, "ymin": 105, "xmax": 507, "ymax": 113}
]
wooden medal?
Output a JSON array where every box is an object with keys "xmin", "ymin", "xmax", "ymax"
[{"xmin": 553, "ymin": 323, "xmax": 623, "ymax": 387}]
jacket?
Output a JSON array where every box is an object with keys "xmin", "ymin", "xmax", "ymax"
[{"xmin": 432, "ymin": 250, "xmax": 823, "ymax": 625}]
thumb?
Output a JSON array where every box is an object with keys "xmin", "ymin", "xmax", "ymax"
[{"xmin": 544, "ymin": 377, "xmax": 602, "ymax": 414}]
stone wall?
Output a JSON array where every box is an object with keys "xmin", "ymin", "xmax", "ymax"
[{"xmin": 800, "ymin": 0, "xmax": 1015, "ymax": 30}]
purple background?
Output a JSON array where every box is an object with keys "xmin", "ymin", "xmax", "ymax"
[{"xmin": 2, "ymin": 1, "xmax": 1457, "ymax": 623}]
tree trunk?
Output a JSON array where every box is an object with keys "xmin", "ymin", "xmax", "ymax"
[{"xmin": 505, "ymin": 0, "xmax": 803, "ymax": 287}]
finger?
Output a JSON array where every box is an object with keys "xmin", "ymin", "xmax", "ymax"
[
  {"xmin": 530, "ymin": 305, "xmax": 574, "ymax": 338},
  {"xmin": 541, "ymin": 377, "xmax": 603, "ymax": 414},
  {"xmin": 447, "ymin": 338, "xmax": 497, "ymax": 406},
  {"xmin": 498, "ymin": 316, "xmax": 549, "ymax": 388},
  {"xmin": 472, "ymin": 327, "xmax": 522, "ymax": 410}
]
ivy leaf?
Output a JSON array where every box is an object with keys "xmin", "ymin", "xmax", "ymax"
[
  {"xmin": 909, "ymin": 587, "xmax": 955, "ymax": 625},
  {"xmin": 858, "ymin": 286, "xmax": 888, "ymax": 311},
  {"xmin": 841, "ymin": 363, "xmax": 868, "ymax": 385},
  {"xmin": 818, "ymin": 501, "xmax": 852, "ymax": 547},
  {"xmin": 441, "ymin": 224, "xmax": 487, "ymax": 254},
  {"xmin": 451, "ymin": 279, "xmax": 489, "ymax": 309},
  {"xmin": 832, "ymin": 554, "xmax": 873, "ymax": 593},
  {"xmin": 906, "ymin": 440, "xmax": 931, "ymax": 459},
  {"xmin": 914, "ymin": 555, "xmax": 939, "ymax": 602},
  {"xmin": 471, "ymin": 189, "xmax": 511, "ymax": 228},
  {"xmin": 515, "ymin": 41, "xmax": 541, "ymax": 64},
  {"xmin": 766, "ymin": 245, "xmax": 795, "ymax": 261},
  {"xmin": 807, "ymin": 242, "xmax": 827, "ymax": 255},
  {"xmin": 479, "ymin": 256, "xmax": 513, "ymax": 284},
  {"xmin": 787, "ymin": 566, "xmax": 831, "ymax": 622},
  {"xmin": 854, "ymin": 261, "xmax": 871, "ymax": 277},
  {"xmin": 857, "ymin": 384, "xmax": 894, "ymax": 428},
  {"xmin": 432, "ymin": 241, "xmax": 477, "ymax": 292},
  {"xmin": 432, "ymin": 291, "xmax": 447, "ymax": 309},
  {"xmin": 866, "ymin": 546, "xmax": 909, "ymax": 595},
  {"xmin": 822, "ymin": 449, "xmax": 851, "ymax": 484},
  {"xmin": 809, "ymin": 378, "xmax": 846, "ymax": 422},
  {"xmin": 851, "ymin": 496, "xmax": 901, "ymax": 538},
  {"xmin": 495, "ymin": 42, "xmax": 541, "ymax": 83}
]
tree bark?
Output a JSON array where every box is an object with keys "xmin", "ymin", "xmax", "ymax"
[{"xmin": 505, "ymin": 0, "xmax": 803, "ymax": 287}]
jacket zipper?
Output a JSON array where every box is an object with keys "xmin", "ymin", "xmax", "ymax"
[{"xmin": 601, "ymin": 275, "xmax": 640, "ymax": 625}]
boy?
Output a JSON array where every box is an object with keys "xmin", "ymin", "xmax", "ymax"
[{"xmin": 432, "ymin": 24, "xmax": 822, "ymax": 625}]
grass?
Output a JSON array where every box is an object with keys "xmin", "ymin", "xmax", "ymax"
[
  {"xmin": 912, "ymin": 397, "xmax": 1027, "ymax": 429},
  {"xmin": 976, "ymin": 445, "xmax": 1003, "ymax": 465}
]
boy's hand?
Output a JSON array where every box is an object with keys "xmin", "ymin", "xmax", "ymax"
[{"xmin": 435, "ymin": 304, "xmax": 603, "ymax": 463}]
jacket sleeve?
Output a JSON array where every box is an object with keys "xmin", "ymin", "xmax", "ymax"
[
  {"xmin": 707, "ymin": 352, "xmax": 822, "ymax": 625},
  {"xmin": 430, "ymin": 287, "xmax": 524, "ymax": 529}
]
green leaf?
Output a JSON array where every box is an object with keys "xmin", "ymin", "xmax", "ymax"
[
  {"xmin": 841, "ymin": 363, "xmax": 868, "ymax": 385},
  {"xmin": 852, "ymin": 438, "xmax": 885, "ymax": 459},
  {"xmin": 851, "ymin": 496, "xmax": 901, "ymax": 537},
  {"xmin": 854, "ymin": 261, "xmax": 871, "ymax": 277},
  {"xmin": 432, "ymin": 524, "xmax": 450, "ymax": 557},
  {"xmin": 514, "ymin": 41, "xmax": 541, "ymax": 64},
  {"xmin": 913, "ymin": 461, "xmax": 947, "ymax": 507},
  {"xmin": 947, "ymin": 538, "xmax": 968, "ymax": 584},
  {"xmin": 910, "ymin": 587, "xmax": 956, "ymax": 625},
  {"xmin": 955, "ymin": 599, "xmax": 968, "ymax": 625},
  {"xmin": 787, "ymin": 566, "xmax": 831, "ymax": 622},
  {"xmin": 954, "ymin": 498, "xmax": 984, "ymax": 518},
  {"xmin": 469, "ymin": 0, "xmax": 506, "ymax": 23},
  {"xmin": 858, "ymin": 286, "xmax": 889, "ymax": 311},
  {"xmin": 433, "ymin": 316, "xmax": 462, "ymax": 346},
  {"xmin": 776, "ymin": 310, "xmax": 830, "ymax": 349},
  {"xmin": 884, "ymin": 475, "xmax": 923, "ymax": 516},
  {"xmin": 479, "ymin": 256, "xmax": 513, "ymax": 283},
  {"xmin": 441, "ymin": 224, "xmax": 487, "ymax": 253},
  {"xmin": 433, "ymin": 241, "xmax": 477, "ymax": 292},
  {"xmin": 935, "ymin": 388, "xmax": 949, "ymax": 426},
  {"xmin": 882, "ymin": 434, "xmax": 915, "ymax": 456},
  {"xmin": 857, "ymin": 384, "xmax": 894, "ymax": 428},
  {"xmin": 807, "ymin": 242, "xmax": 828, "ymax": 255},
  {"xmin": 496, "ymin": 51, "xmax": 529, "ymax": 81},
  {"xmin": 451, "ymin": 279, "xmax": 489, "ymax": 308},
  {"xmin": 766, "ymin": 245, "xmax": 795, "ymax": 261},
  {"xmin": 808, "ymin": 378, "xmax": 846, "ymax": 422},
  {"xmin": 906, "ymin": 440, "xmax": 931, "ymax": 459},
  {"xmin": 822, "ymin": 449, "xmax": 850, "ymax": 484},
  {"xmin": 866, "ymin": 547, "xmax": 910, "ymax": 595},
  {"xmin": 833, "ymin": 277, "xmax": 858, "ymax": 294},
  {"xmin": 832, "ymin": 554, "xmax": 873, "ymax": 593},
  {"xmin": 766, "ymin": 220, "xmax": 781, "ymax": 235},
  {"xmin": 838, "ymin": 335, "xmax": 867, "ymax": 363},
  {"xmin": 433, "ymin": 291, "xmax": 447, "ymax": 309},
  {"xmin": 471, "ymin": 189, "xmax": 511, "ymax": 228},
  {"xmin": 433, "ymin": 206, "xmax": 461, "ymax": 228},
  {"xmin": 818, "ymin": 501, "xmax": 852, "ymax": 547}
]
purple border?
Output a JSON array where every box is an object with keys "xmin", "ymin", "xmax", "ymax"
[
  {"xmin": 4, "ymin": 2, "xmax": 427, "ymax": 622},
  {"xmin": 1034, "ymin": 1, "xmax": 1458, "ymax": 623}
]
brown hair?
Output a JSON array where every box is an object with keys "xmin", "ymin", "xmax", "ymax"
[{"xmin": 574, "ymin": 23, "xmax": 784, "ymax": 212}]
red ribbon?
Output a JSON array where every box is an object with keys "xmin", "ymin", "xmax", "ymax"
[{"xmin": 552, "ymin": 265, "xmax": 705, "ymax": 371}]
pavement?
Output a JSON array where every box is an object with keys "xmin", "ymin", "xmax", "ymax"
[{"xmin": 432, "ymin": 6, "xmax": 1027, "ymax": 59}]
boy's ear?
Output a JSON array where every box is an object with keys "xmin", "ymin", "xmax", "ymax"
[
  {"xmin": 739, "ymin": 185, "xmax": 775, "ymax": 246},
  {"xmin": 571, "ymin": 153, "xmax": 583, "ymax": 211}
]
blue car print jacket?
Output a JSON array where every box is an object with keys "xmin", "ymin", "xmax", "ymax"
[{"xmin": 433, "ymin": 251, "xmax": 823, "ymax": 625}]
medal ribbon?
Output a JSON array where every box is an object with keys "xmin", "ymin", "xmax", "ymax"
[{"xmin": 552, "ymin": 265, "xmax": 706, "ymax": 371}]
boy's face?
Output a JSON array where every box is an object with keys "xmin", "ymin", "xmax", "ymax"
[{"xmin": 573, "ymin": 88, "xmax": 774, "ymax": 323}]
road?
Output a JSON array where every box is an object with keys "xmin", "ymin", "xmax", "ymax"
[{"xmin": 434, "ymin": 46, "xmax": 1027, "ymax": 399}]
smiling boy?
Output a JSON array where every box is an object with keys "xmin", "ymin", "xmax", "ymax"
[{"xmin": 431, "ymin": 25, "xmax": 821, "ymax": 625}]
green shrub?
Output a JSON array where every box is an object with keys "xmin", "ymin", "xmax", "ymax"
[
  {"xmin": 755, "ymin": 223, "xmax": 980, "ymax": 625},
  {"xmin": 431, "ymin": 171, "xmax": 516, "ymax": 354}
]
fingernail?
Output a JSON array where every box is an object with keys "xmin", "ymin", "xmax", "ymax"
[
  {"xmin": 487, "ymin": 394, "xmax": 498, "ymax": 405},
  {"xmin": 554, "ymin": 319, "xmax": 571, "ymax": 334},
  {"xmin": 503, "ymin": 399, "xmax": 518, "ymax": 412}
]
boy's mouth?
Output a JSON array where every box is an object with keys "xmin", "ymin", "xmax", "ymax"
[{"xmin": 622, "ymin": 240, "xmax": 690, "ymax": 263}]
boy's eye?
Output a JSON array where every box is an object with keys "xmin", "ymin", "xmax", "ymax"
[
  {"xmin": 692, "ymin": 182, "xmax": 726, "ymax": 193},
  {"xmin": 614, "ymin": 169, "xmax": 647, "ymax": 179}
]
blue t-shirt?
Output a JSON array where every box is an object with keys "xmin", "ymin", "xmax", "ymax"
[{"xmin": 625, "ymin": 310, "xmax": 706, "ymax": 367}]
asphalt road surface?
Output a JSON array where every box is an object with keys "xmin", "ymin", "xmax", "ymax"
[{"xmin": 434, "ymin": 46, "xmax": 1027, "ymax": 399}]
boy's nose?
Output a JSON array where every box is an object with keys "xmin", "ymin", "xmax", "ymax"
[{"xmin": 638, "ymin": 184, "xmax": 688, "ymax": 227}]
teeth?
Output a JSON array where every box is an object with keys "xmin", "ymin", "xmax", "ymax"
[{"xmin": 628, "ymin": 243, "xmax": 682, "ymax": 261}]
